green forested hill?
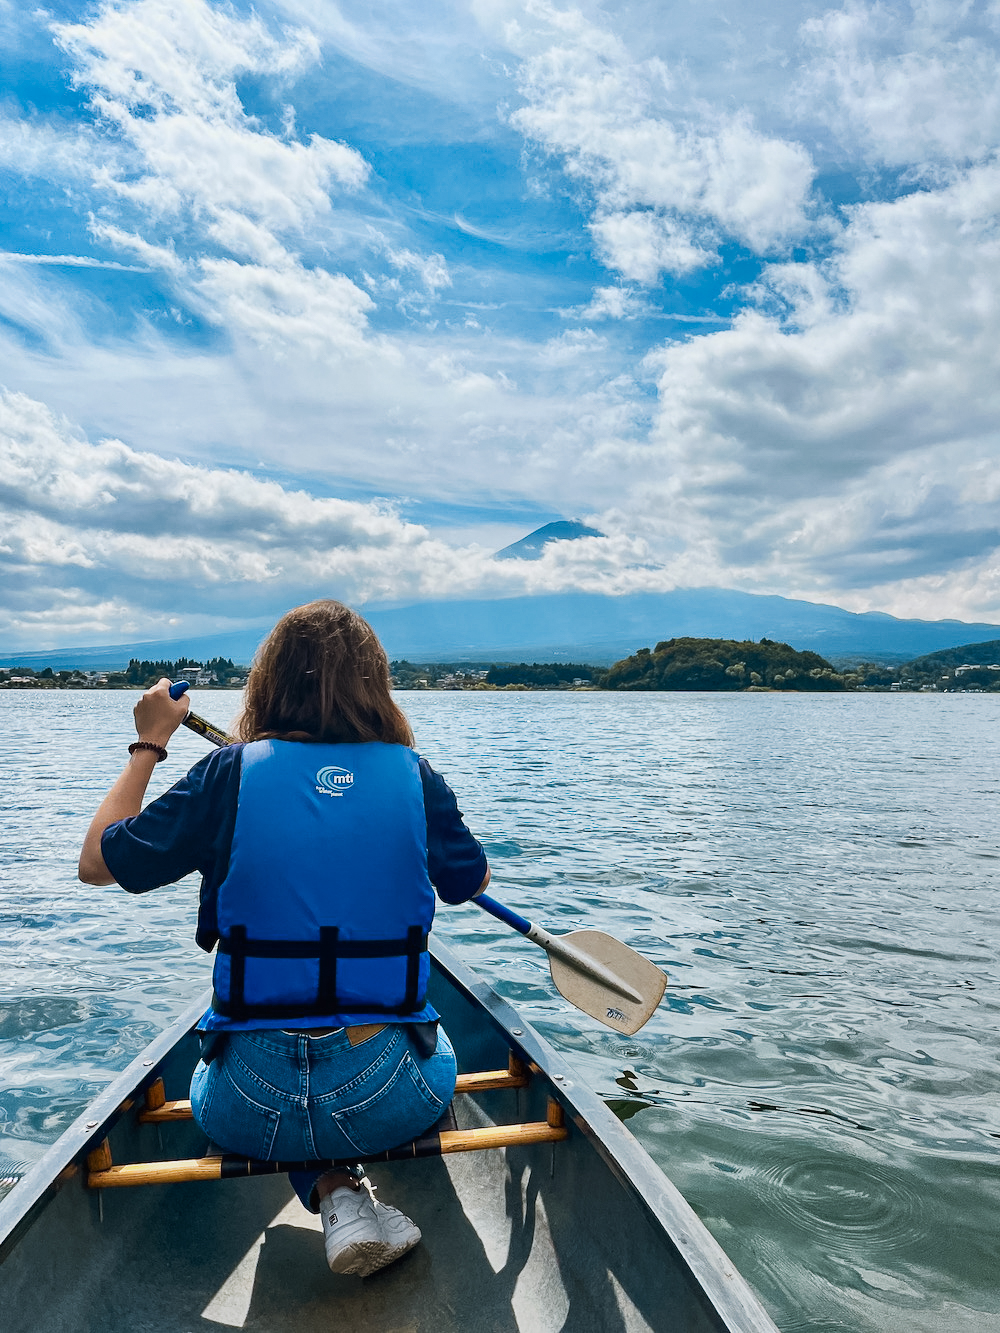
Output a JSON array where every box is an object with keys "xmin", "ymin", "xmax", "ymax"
[
  {"xmin": 601, "ymin": 638, "xmax": 847, "ymax": 691},
  {"xmin": 904, "ymin": 639, "xmax": 1000, "ymax": 673},
  {"xmin": 895, "ymin": 638, "xmax": 1000, "ymax": 690}
]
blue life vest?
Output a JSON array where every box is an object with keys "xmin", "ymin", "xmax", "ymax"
[{"xmin": 208, "ymin": 739, "xmax": 435, "ymax": 1028}]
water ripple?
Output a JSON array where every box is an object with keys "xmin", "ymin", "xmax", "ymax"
[{"xmin": 751, "ymin": 1153, "xmax": 928, "ymax": 1257}]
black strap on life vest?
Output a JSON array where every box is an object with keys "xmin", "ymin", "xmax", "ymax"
[{"xmin": 213, "ymin": 924, "xmax": 428, "ymax": 1021}]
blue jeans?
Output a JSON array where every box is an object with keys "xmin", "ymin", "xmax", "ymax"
[{"xmin": 190, "ymin": 1024, "xmax": 457, "ymax": 1210}]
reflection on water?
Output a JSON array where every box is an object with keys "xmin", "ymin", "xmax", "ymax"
[{"xmin": 2, "ymin": 689, "xmax": 1000, "ymax": 1331}]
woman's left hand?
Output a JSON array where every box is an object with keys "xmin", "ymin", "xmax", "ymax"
[{"xmin": 134, "ymin": 678, "xmax": 190, "ymax": 747}]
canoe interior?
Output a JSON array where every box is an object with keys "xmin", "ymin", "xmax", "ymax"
[{"xmin": 0, "ymin": 940, "xmax": 778, "ymax": 1333}]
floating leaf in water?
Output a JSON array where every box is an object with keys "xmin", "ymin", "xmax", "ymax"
[{"xmin": 605, "ymin": 1097, "xmax": 652, "ymax": 1122}]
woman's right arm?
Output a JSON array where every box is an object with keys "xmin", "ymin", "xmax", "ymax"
[
  {"xmin": 78, "ymin": 679, "xmax": 191, "ymax": 884},
  {"xmin": 79, "ymin": 748, "xmax": 163, "ymax": 884}
]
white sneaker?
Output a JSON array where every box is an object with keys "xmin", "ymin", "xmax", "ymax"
[{"xmin": 319, "ymin": 1179, "xmax": 421, "ymax": 1278}]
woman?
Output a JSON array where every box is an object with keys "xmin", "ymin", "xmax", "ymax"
[{"xmin": 78, "ymin": 601, "xmax": 490, "ymax": 1278}]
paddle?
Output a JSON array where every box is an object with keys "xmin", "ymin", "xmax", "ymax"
[
  {"xmin": 167, "ymin": 681, "xmax": 667, "ymax": 1034},
  {"xmin": 474, "ymin": 893, "xmax": 666, "ymax": 1036}
]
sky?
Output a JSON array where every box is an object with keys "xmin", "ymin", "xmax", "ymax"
[{"xmin": 2, "ymin": 0, "xmax": 1000, "ymax": 649}]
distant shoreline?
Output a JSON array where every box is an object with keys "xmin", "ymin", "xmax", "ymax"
[
  {"xmin": 1, "ymin": 679, "xmax": 995, "ymax": 694},
  {"xmin": 3, "ymin": 634, "xmax": 999, "ymax": 693}
]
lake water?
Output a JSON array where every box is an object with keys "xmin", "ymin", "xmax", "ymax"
[{"xmin": 1, "ymin": 689, "xmax": 998, "ymax": 1331}]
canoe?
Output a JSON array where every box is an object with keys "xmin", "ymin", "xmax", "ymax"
[{"xmin": 0, "ymin": 937, "xmax": 779, "ymax": 1332}]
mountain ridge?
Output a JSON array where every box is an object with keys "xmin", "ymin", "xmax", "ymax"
[{"xmin": 4, "ymin": 587, "xmax": 1000, "ymax": 670}]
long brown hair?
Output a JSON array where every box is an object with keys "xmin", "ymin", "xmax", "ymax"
[{"xmin": 238, "ymin": 600, "xmax": 413, "ymax": 746}]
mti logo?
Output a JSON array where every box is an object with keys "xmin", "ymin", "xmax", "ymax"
[{"xmin": 315, "ymin": 766, "xmax": 355, "ymax": 796}]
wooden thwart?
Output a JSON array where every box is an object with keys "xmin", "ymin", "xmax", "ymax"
[
  {"xmin": 139, "ymin": 1055, "xmax": 530, "ymax": 1125},
  {"xmin": 87, "ymin": 1101, "xmax": 567, "ymax": 1189},
  {"xmin": 88, "ymin": 1054, "xmax": 560, "ymax": 1190}
]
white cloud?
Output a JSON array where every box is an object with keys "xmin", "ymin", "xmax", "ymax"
[
  {"xmin": 630, "ymin": 158, "xmax": 1000, "ymax": 617},
  {"xmin": 4, "ymin": 1, "xmax": 650, "ymax": 516},
  {"xmin": 507, "ymin": 1, "xmax": 816, "ymax": 281},
  {"xmin": 565, "ymin": 285, "xmax": 644, "ymax": 320},
  {"xmin": 55, "ymin": 0, "xmax": 318, "ymax": 114},
  {"xmin": 51, "ymin": 0, "xmax": 380, "ymax": 351},
  {"xmin": 87, "ymin": 222, "xmax": 185, "ymax": 275},
  {"xmin": 535, "ymin": 327, "xmax": 607, "ymax": 365},
  {"xmin": 0, "ymin": 388, "xmax": 679, "ymax": 645},
  {"xmin": 54, "ymin": 0, "xmax": 369, "ymax": 230},
  {"xmin": 0, "ymin": 390, "xmax": 402, "ymax": 542},
  {"xmin": 272, "ymin": 0, "xmax": 504, "ymax": 106},
  {"xmin": 101, "ymin": 109, "xmax": 367, "ymax": 227},
  {"xmin": 589, "ymin": 212, "xmax": 710, "ymax": 283},
  {"xmin": 360, "ymin": 237, "xmax": 453, "ymax": 321},
  {"xmin": 195, "ymin": 257, "xmax": 376, "ymax": 354},
  {"xmin": 383, "ymin": 245, "xmax": 451, "ymax": 295},
  {"xmin": 0, "ymin": 258, "xmax": 652, "ymax": 524},
  {"xmin": 0, "ymin": 251, "xmax": 145, "ymax": 272},
  {"xmin": 200, "ymin": 210, "xmax": 290, "ymax": 267},
  {"xmin": 0, "ymin": 114, "xmax": 107, "ymax": 182},
  {"xmin": 799, "ymin": 0, "xmax": 1000, "ymax": 169}
]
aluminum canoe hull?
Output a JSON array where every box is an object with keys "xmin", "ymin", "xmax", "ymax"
[{"xmin": 0, "ymin": 938, "xmax": 779, "ymax": 1333}]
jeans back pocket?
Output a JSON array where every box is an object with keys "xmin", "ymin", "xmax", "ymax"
[
  {"xmin": 192, "ymin": 1058, "xmax": 281, "ymax": 1161},
  {"xmin": 332, "ymin": 1051, "xmax": 446, "ymax": 1158}
]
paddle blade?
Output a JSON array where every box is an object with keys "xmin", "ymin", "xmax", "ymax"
[{"xmin": 547, "ymin": 930, "xmax": 666, "ymax": 1035}]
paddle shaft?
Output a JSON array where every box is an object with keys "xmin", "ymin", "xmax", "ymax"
[
  {"xmin": 168, "ymin": 681, "xmax": 232, "ymax": 747},
  {"xmin": 475, "ymin": 893, "xmax": 644, "ymax": 1003}
]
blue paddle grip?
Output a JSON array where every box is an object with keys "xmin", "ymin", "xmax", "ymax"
[
  {"xmin": 475, "ymin": 892, "xmax": 532, "ymax": 937},
  {"xmin": 169, "ymin": 681, "xmax": 190, "ymax": 700}
]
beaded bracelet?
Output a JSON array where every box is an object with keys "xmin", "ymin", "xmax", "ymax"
[{"xmin": 128, "ymin": 741, "xmax": 168, "ymax": 762}]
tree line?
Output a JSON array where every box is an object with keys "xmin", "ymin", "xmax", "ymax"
[
  {"xmin": 0, "ymin": 657, "xmax": 245, "ymax": 689},
  {"xmin": 122, "ymin": 657, "xmax": 241, "ymax": 686}
]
